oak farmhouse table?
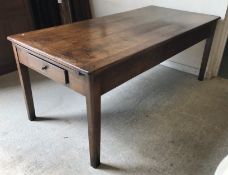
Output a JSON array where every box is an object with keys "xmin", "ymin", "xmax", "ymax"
[{"xmin": 8, "ymin": 6, "xmax": 220, "ymax": 168}]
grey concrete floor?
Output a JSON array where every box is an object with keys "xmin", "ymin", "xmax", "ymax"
[{"xmin": 0, "ymin": 65, "xmax": 228, "ymax": 175}]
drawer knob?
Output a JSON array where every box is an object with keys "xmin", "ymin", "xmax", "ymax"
[{"xmin": 41, "ymin": 65, "xmax": 48, "ymax": 70}]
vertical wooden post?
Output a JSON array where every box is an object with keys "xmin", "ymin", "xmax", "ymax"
[
  {"xmin": 198, "ymin": 22, "xmax": 218, "ymax": 81},
  {"xmin": 85, "ymin": 75, "xmax": 101, "ymax": 168},
  {"xmin": 13, "ymin": 46, "xmax": 36, "ymax": 121},
  {"xmin": 58, "ymin": 0, "xmax": 73, "ymax": 24}
]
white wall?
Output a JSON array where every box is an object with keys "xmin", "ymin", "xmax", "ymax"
[
  {"xmin": 90, "ymin": 0, "xmax": 228, "ymax": 75},
  {"xmin": 90, "ymin": 0, "xmax": 228, "ymax": 19}
]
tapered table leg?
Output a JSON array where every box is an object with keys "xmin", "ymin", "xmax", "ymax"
[
  {"xmin": 13, "ymin": 46, "xmax": 36, "ymax": 121},
  {"xmin": 86, "ymin": 76, "xmax": 101, "ymax": 168},
  {"xmin": 198, "ymin": 23, "xmax": 217, "ymax": 81}
]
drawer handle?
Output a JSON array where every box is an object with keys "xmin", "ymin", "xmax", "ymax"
[{"xmin": 41, "ymin": 65, "xmax": 48, "ymax": 70}]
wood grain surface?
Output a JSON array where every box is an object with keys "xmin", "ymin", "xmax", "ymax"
[{"xmin": 8, "ymin": 6, "xmax": 219, "ymax": 74}]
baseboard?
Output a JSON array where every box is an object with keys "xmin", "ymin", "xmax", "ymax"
[
  {"xmin": 161, "ymin": 60, "xmax": 200, "ymax": 75},
  {"xmin": 0, "ymin": 64, "xmax": 17, "ymax": 76}
]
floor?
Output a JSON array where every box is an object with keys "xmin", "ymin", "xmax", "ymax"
[{"xmin": 0, "ymin": 65, "xmax": 228, "ymax": 175}]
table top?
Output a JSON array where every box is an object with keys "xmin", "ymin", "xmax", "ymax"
[{"xmin": 8, "ymin": 6, "xmax": 220, "ymax": 74}]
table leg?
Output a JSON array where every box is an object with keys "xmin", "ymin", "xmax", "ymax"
[
  {"xmin": 13, "ymin": 46, "xmax": 36, "ymax": 121},
  {"xmin": 198, "ymin": 23, "xmax": 217, "ymax": 81},
  {"xmin": 86, "ymin": 79, "xmax": 101, "ymax": 168}
]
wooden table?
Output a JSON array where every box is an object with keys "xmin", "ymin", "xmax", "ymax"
[{"xmin": 8, "ymin": 6, "xmax": 220, "ymax": 168}]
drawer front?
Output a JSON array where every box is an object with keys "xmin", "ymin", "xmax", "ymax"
[{"xmin": 17, "ymin": 48, "xmax": 68, "ymax": 85}]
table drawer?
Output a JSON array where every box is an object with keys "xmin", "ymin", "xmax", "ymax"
[{"xmin": 17, "ymin": 48, "xmax": 68, "ymax": 84}]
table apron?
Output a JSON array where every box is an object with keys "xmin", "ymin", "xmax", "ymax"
[{"xmin": 95, "ymin": 21, "xmax": 217, "ymax": 95}]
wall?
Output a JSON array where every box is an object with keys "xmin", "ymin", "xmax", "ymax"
[{"xmin": 90, "ymin": 0, "xmax": 228, "ymax": 75}]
